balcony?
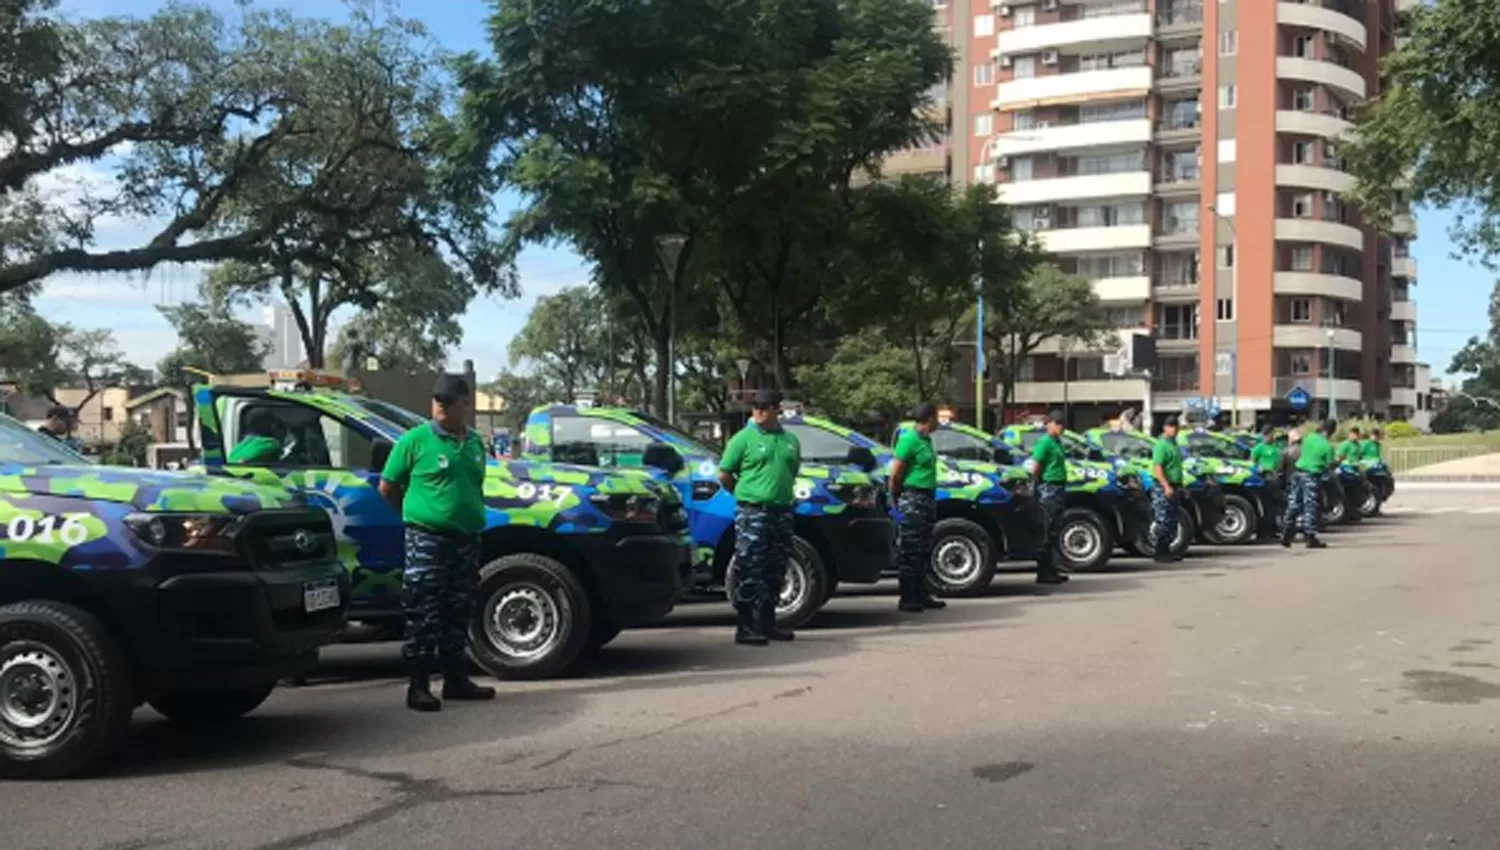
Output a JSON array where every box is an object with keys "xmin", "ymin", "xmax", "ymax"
[
  {"xmin": 1036, "ymin": 223, "xmax": 1152, "ymax": 253},
  {"xmin": 1014, "ymin": 378, "xmax": 1151, "ymax": 405},
  {"xmin": 1274, "ymin": 376, "xmax": 1364, "ymax": 401},
  {"xmin": 1391, "ymin": 300, "xmax": 1417, "ymax": 322},
  {"xmin": 1392, "ymin": 255, "xmax": 1418, "ymax": 280},
  {"xmin": 1156, "ymin": 164, "xmax": 1201, "ymax": 195},
  {"xmin": 1276, "ymin": 1, "xmax": 1368, "ymax": 52},
  {"xmin": 1277, "ymin": 56, "xmax": 1367, "ymax": 101},
  {"xmin": 1155, "ymin": 217, "xmax": 1200, "ymax": 247},
  {"xmin": 990, "ymin": 119, "xmax": 1152, "ymax": 157},
  {"xmin": 1153, "ymin": 274, "xmax": 1200, "ymax": 301},
  {"xmin": 1390, "ymin": 213, "xmax": 1418, "ymax": 237},
  {"xmin": 1275, "ymin": 218, "xmax": 1364, "ymax": 251},
  {"xmin": 997, "ymin": 171, "xmax": 1152, "ymax": 205},
  {"xmin": 1156, "ymin": 60, "xmax": 1203, "ymax": 93},
  {"xmin": 1093, "ymin": 275, "xmax": 1151, "ymax": 303},
  {"xmin": 993, "ymin": 66, "xmax": 1154, "ymax": 111},
  {"xmin": 1156, "ymin": 2, "xmax": 1203, "ymax": 36},
  {"xmin": 1392, "ymin": 343, "xmax": 1418, "ymax": 364},
  {"xmin": 1152, "ymin": 372, "xmax": 1201, "ymax": 394},
  {"xmin": 1392, "ymin": 386, "xmax": 1418, "ymax": 408},
  {"xmin": 995, "ymin": 9, "xmax": 1151, "ymax": 56},
  {"xmin": 1275, "ymin": 109, "xmax": 1354, "ymax": 141},
  {"xmin": 1273, "ymin": 272, "xmax": 1363, "ymax": 302},
  {"xmin": 1276, "ymin": 163, "xmax": 1356, "ymax": 194},
  {"xmin": 1274, "ymin": 325, "xmax": 1362, "ymax": 350},
  {"xmin": 883, "ymin": 147, "xmax": 947, "ymax": 176},
  {"xmin": 1155, "ymin": 115, "xmax": 1201, "ymax": 143}
]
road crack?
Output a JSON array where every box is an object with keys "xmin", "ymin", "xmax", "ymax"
[{"xmin": 529, "ymin": 698, "xmax": 761, "ymax": 771}]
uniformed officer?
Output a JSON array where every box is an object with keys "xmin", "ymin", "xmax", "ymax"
[
  {"xmin": 890, "ymin": 402, "xmax": 949, "ymax": 613},
  {"xmin": 379, "ymin": 375, "xmax": 496, "ymax": 711},
  {"xmin": 1361, "ymin": 427, "xmax": 1384, "ymax": 461},
  {"xmin": 228, "ymin": 407, "xmax": 286, "ymax": 464},
  {"xmin": 1282, "ymin": 421, "xmax": 1334, "ymax": 550},
  {"xmin": 1030, "ymin": 410, "xmax": 1071, "ymax": 585},
  {"xmin": 718, "ymin": 389, "xmax": 801, "ymax": 646},
  {"xmin": 1150, "ymin": 417, "xmax": 1184, "ymax": 564},
  {"xmin": 1250, "ymin": 425, "xmax": 1284, "ymax": 537},
  {"xmin": 1337, "ymin": 426, "xmax": 1362, "ymax": 464}
]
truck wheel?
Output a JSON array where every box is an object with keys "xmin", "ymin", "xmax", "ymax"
[
  {"xmin": 1359, "ymin": 486, "xmax": 1382, "ymax": 518},
  {"xmin": 724, "ymin": 536, "xmax": 828, "ymax": 630},
  {"xmin": 926, "ymin": 518, "xmax": 997, "ymax": 597},
  {"xmin": 1058, "ymin": 508, "xmax": 1113, "ymax": 572},
  {"xmin": 1172, "ymin": 506, "xmax": 1196, "ymax": 557},
  {"xmin": 149, "ymin": 684, "xmax": 275, "ymax": 722},
  {"xmin": 470, "ymin": 553, "xmax": 590, "ymax": 681},
  {"xmin": 0, "ymin": 601, "xmax": 135, "ymax": 780},
  {"xmin": 1323, "ymin": 497, "xmax": 1346, "ymax": 526},
  {"xmin": 1208, "ymin": 494, "xmax": 1256, "ymax": 545}
]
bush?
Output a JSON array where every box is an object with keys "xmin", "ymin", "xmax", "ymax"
[{"xmin": 1385, "ymin": 421, "xmax": 1421, "ymax": 439}]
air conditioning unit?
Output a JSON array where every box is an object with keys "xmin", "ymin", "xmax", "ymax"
[
  {"xmin": 1035, "ymin": 120, "xmax": 1051, "ymax": 129},
  {"xmin": 999, "ymin": 54, "xmax": 1013, "ymax": 68},
  {"xmin": 1042, "ymin": 50, "xmax": 1060, "ymax": 66},
  {"xmin": 998, "ymin": 3, "xmax": 1012, "ymax": 16},
  {"xmin": 1033, "ymin": 216, "xmax": 1052, "ymax": 230},
  {"xmin": 1042, "ymin": 0, "xmax": 1059, "ymax": 10}
]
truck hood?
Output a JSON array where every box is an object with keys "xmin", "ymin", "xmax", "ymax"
[
  {"xmin": 0, "ymin": 463, "xmax": 303, "ymax": 513},
  {"xmin": 485, "ymin": 460, "xmax": 676, "ymax": 498}
]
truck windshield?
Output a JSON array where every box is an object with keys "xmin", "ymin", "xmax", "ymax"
[
  {"xmin": 333, "ymin": 397, "xmax": 418, "ymax": 441},
  {"xmin": 0, "ymin": 415, "xmax": 91, "ymax": 466},
  {"xmin": 630, "ymin": 412, "xmax": 721, "ymax": 456}
]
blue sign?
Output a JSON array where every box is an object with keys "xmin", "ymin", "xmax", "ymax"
[{"xmin": 1287, "ymin": 386, "xmax": 1310, "ymax": 411}]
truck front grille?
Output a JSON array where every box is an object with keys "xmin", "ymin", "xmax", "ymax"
[{"xmin": 240, "ymin": 510, "xmax": 338, "ymax": 570}]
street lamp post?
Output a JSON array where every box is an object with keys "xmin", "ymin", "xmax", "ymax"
[
  {"xmin": 1326, "ymin": 327, "xmax": 1338, "ymax": 421},
  {"xmin": 1207, "ymin": 204, "xmax": 1238, "ymax": 428},
  {"xmin": 655, "ymin": 234, "xmax": 687, "ymax": 424}
]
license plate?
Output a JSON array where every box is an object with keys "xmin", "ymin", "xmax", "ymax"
[{"xmin": 303, "ymin": 579, "xmax": 341, "ymax": 613}]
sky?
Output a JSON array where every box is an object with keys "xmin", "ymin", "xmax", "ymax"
[{"xmin": 35, "ymin": 0, "xmax": 1495, "ymax": 382}]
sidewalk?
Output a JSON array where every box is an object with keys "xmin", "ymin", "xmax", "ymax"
[{"xmin": 1401, "ymin": 451, "xmax": 1500, "ymax": 484}]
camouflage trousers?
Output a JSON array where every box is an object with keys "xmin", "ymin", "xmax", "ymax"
[
  {"xmin": 1152, "ymin": 487, "xmax": 1181, "ymax": 553},
  {"xmin": 1037, "ymin": 483, "xmax": 1067, "ymax": 573},
  {"xmin": 895, "ymin": 490, "xmax": 937, "ymax": 585},
  {"xmin": 402, "ymin": 527, "xmax": 480, "ymax": 674},
  {"xmin": 732, "ymin": 505, "xmax": 795, "ymax": 608},
  {"xmin": 1282, "ymin": 472, "xmax": 1320, "ymax": 537}
]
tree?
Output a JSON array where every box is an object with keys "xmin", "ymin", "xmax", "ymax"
[
  {"xmin": 1345, "ymin": 1, "xmax": 1500, "ymax": 262},
  {"xmin": 156, "ymin": 300, "xmax": 269, "ymax": 386},
  {"xmin": 508, "ymin": 287, "xmax": 610, "ymax": 402},
  {"xmin": 985, "ymin": 262, "xmax": 1113, "ymax": 419},
  {"xmin": 59, "ymin": 328, "xmax": 147, "ymax": 409},
  {"xmin": 0, "ymin": 298, "xmax": 66, "ymax": 398},
  {"xmin": 1, "ymin": 5, "xmax": 505, "ymax": 299},
  {"xmin": 485, "ymin": 371, "xmax": 558, "ymax": 433},
  {"xmin": 104, "ymin": 418, "xmax": 152, "ymax": 467},
  {"xmin": 796, "ymin": 334, "xmax": 918, "ymax": 433}
]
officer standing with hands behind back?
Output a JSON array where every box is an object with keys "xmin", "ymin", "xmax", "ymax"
[
  {"xmin": 889, "ymin": 402, "xmax": 948, "ymax": 613},
  {"xmin": 379, "ymin": 375, "xmax": 497, "ymax": 712},
  {"xmin": 719, "ymin": 389, "xmax": 800, "ymax": 646},
  {"xmin": 1030, "ymin": 410, "xmax": 1071, "ymax": 585},
  {"xmin": 1150, "ymin": 417, "xmax": 1184, "ymax": 564}
]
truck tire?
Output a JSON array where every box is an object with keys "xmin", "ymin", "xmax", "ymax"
[
  {"xmin": 0, "ymin": 600, "xmax": 135, "ymax": 780},
  {"xmin": 1206, "ymin": 493, "xmax": 1256, "ymax": 545},
  {"xmin": 470, "ymin": 553, "xmax": 591, "ymax": 681},
  {"xmin": 926, "ymin": 518, "xmax": 997, "ymax": 597},
  {"xmin": 1057, "ymin": 508, "xmax": 1113, "ymax": 572},
  {"xmin": 725, "ymin": 536, "xmax": 828, "ymax": 630},
  {"xmin": 1358, "ymin": 485, "xmax": 1382, "ymax": 518},
  {"xmin": 1172, "ymin": 506, "xmax": 1196, "ymax": 557},
  {"xmin": 149, "ymin": 684, "xmax": 275, "ymax": 723}
]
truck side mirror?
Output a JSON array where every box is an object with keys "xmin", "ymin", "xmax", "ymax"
[
  {"xmin": 370, "ymin": 438, "xmax": 393, "ymax": 473},
  {"xmin": 643, "ymin": 442, "xmax": 684, "ymax": 475},
  {"xmin": 845, "ymin": 445, "xmax": 877, "ymax": 472}
]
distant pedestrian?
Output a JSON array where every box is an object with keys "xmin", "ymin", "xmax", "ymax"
[
  {"xmin": 719, "ymin": 388, "xmax": 800, "ymax": 645},
  {"xmin": 37, "ymin": 405, "xmax": 81, "ymax": 451},
  {"xmin": 1361, "ymin": 427, "xmax": 1384, "ymax": 461},
  {"xmin": 1282, "ymin": 422, "xmax": 1333, "ymax": 550},
  {"xmin": 1250, "ymin": 425, "xmax": 1284, "ymax": 536},
  {"xmin": 379, "ymin": 374, "xmax": 496, "ymax": 712},
  {"xmin": 890, "ymin": 402, "xmax": 949, "ymax": 613},
  {"xmin": 1150, "ymin": 417, "xmax": 1185, "ymax": 563},
  {"xmin": 1030, "ymin": 409, "xmax": 1071, "ymax": 585},
  {"xmin": 1337, "ymin": 426, "xmax": 1362, "ymax": 464}
]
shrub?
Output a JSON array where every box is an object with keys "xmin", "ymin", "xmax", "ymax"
[{"xmin": 1385, "ymin": 421, "xmax": 1421, "ymax": 439}]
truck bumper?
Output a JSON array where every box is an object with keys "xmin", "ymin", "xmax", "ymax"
[
  {"xmin": 812, "ymin": 510, "xmax": 895, "ymax": 585},
  {"xmin": 575, "ymin": 533, "xmax": 685, "ymax": 626}
]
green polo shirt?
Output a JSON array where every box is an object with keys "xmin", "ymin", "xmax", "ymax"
[
  {"xmin": 893, "ymin": 428, "xmax": 938, "ymax": 491},
  {"xmin": 228, "ymin": 435, "xmax": 284, "ymax": 464},
  {"xmin": 1297, "ymin": 432, "xmax": 1335, "ymax": 474},
  {"xmin": 1031, "ymin": 434, "xmax": 1068, "ymax": 484},
  {"xmin": 381, "ymin": 421, "xmax": 488, "ymax": 535},
  {"xmin": 1360, "ymin": 439, "xmax": 1382, "ymax": 461},
  {"xmin": 719, "ymin": 422, "xmax": 801, "ymax": 508},
  {"xmin": 1151, "ymin": 437, "xmax": 1184, "ymax": 485},
  {"xmin": 1337, "ymin": 438, "xmax": 1361, "ymax": 462},
  {"xmin": 1249, "ymin": 441, "xmax": 1282, "ymax": 473}
]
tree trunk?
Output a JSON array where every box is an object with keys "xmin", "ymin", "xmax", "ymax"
[{"xmin": 652, "ymin": 331, "xmax": 670, "ymax": 417}]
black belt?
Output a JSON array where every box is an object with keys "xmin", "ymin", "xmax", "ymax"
[
  {"xmin": 1040, "ymin": 480, "xmax": 1067, "ymax": 486},
  {"xmin": 738, "ymin": 502, "xmax": 793, "ymax": 511},
  {"xmin": 903, "ymin": 487, "xmax": 934, "ymax": 495}
]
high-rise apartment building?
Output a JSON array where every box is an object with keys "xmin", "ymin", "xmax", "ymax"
[{"xmin": 888, "ymin": 0, "xmax": 1422, "ymax": 427}]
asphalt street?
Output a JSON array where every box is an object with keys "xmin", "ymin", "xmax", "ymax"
[{"xmin": 8, "ymin": 486, "xmax": 1500, "ymax": 850}]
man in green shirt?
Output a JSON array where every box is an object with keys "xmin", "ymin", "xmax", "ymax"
[
  {"xmin": 1361, "ymin": 427, "xmax": 1384, "ymax": 461},
  {"xmin": 1281, "ymin": 420, "xmax": 1334, "ymax": 549},
  {"xmin": 1149, "ymin": 417, "xmax": 1184, "ymax": 563},
  {"xmin": 227, "ymin": 407, "xmax": 286, "ymax": 465},
  {"xmin": 719, "ymin": 388, "xmax": 801, "ymax": 645},
  {"xmin": 379, "ymin": 374, "xmax": 496, "ymax": 711},
  {"xmin": 1337, "ymin": 426, "xmax": 1362, "ymax": 464},
  {"xmin": 890, "ymin": 402, "xmax": 948, "ymax": 613},
  {"xmin": 1029, "ymin": 410, "xmax": 1071, "ymax": 585},
  {"xmin": 1250, "ymin": 425, "xmax": 1282, "ymax": 475}
]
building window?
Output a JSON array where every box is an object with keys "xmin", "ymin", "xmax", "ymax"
[
  {"xmin": 1158, "ymin": 304, "xmax": 1199, "ymax": 340},
  {"xmin": 1291, "ymin": 246, "xmax": 1314, "ymax": 270},
  {"xmin": 1292, "ymin": 141, "xmax": 1314, "ymax": 164},
  {"xmin": 1216, "ymin": 298, "xmax": 1234, "ymax": 322},
  {"xmin": 974, "ymin": 61, "xmax": 995, "ymax": 87},
  {"xmin": 1292, "ymin": 34, "xmax": 1315, "ymax": 58},
  {"xmin": 1218, "ymin": 84, "xmax": 1236, "ymax": 109},
  {"xmin": 102, "ymin": 407, "xmax": 114, "ymax": 422},
  {"xmin": 974, "ymin": 13, "xmax": 995, "ymax": 37},
  {"xmin": 1219, "ymin": 30, "xmax": 1237, "ymax": 56},
  {"xmin": 1163, "ymin": 201, "xmax": 1199, "ymax": 234},
  {"xmin": 1291, "ymin": 352, "xmax": 1313, "ymax": 375},
  {"xmin": 973, "ymin": 113, "xmax": 993, "ymax": 137},
  {"xmin": 973, "ymin": 163, "xmax": 995, "ymax": 184},
  {"xmin": 1013, "ymin": 6, "xmax": 1036, "ymax": 27},
  {"xmin": 1291, "ymin": 193, "xmax": 1314, "ymax": 218},
  {"xmin": 1013, "ymin": 110, "xmax": 1037, "ymax": 130},
  {"xmin": 1291, "ymin": 298, "xmax": 1312, "ymax": 323},
  {"xmin": 1217, "ymin": 245, "xmax": 1235, "ymax": 268},
  {"xmin": 1079, "ymin": 99, "xmax": 1148, "ymax": 123},
  {"xmin": 1012, "ymin": 56, "xmax": 1037, "ymax": 79},
  {"xmin": 1076, "ymin": 252, "xmax": 1145, "ymax": 279},
  {"xmin": 1292, "ymin": 88, "xmax": 1315, "ymax": 111}
]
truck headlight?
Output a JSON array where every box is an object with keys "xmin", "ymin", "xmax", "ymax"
[
  {"xmin": 829, "ymin": 483, "xmax": 879, "ymax": 509},
  {"xmin": 124, "ymin": 512, "xmax": 243, "ymax": 555},
  {"xmin": 1007, "ymin": 478, "xmax": 1034, "ymax": 498},
  {"xmin": 589, "ymin": 494, "xmax": 660, "ymax": 523}
]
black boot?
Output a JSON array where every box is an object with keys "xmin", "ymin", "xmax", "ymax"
[
  {"xmin": 897, "ymin": 577, "xmax": 925, "ymax": 612},
  {"xmin": 1306, "ymin": 535, "xmax": 1327, "ymax": 549},
  {"xmin": 1153, "ymin": 538, "xmax": 1175, "ymax": 564},
  {"xmin": 915, "ymin": 581, "xmax": 948, "ymax": 610},
  {"xmin": 760, "ymin": 600, "xmax": 795, "ymax": 641},
  {"xmin": 442, "ymin": 665, "xmax": 496, "ymax": 701},
  {"xmin": 1279, "ymin": 525, "xmax": 1294, "ymax": 548},
  {"xmin": 735, "ymin": 603, "xmax": 768, "ymax": 646},
  {"xmin": 407, "ymin": 673, "xmax": 441, "ymax": 713}
]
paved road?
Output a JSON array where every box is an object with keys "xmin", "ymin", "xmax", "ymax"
[{"xmin": 10, "ymin": 489, "xmax": 1500, "ymax": 850}]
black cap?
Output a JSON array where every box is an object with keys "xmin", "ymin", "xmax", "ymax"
[
  {"xmin": 45, "ymin": 404, "xmax": 73, "ymax": 420},
  {"xmin": 912, "ymin": 401, "xmax": 938, "ymax": 422},
  {"xmin": 752, "ymin": 388, "xmax": 782, "ymax": 409},
  {"xmin": 1046, "ymin": 409, "xmax": 1065, "ymax": 424},
  {"xmin": 433, "ymin": 374, "xmax": 471, "ymax": 403},
  {"xmin": 1161, "ymin": 415, "xmax": 1180, "ymax": 429}
]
